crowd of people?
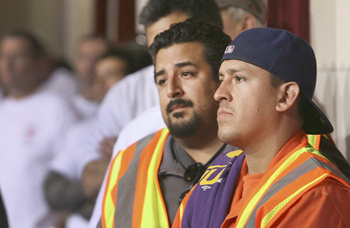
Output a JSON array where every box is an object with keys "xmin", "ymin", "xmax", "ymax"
[{"xmin": 0, "ymin": 0, "xmax": 349, "ymax": 228}]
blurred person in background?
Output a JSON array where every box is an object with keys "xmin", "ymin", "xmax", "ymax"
[
  {"xmin": 93, "ymin": 48, "xmax": 135, "ymax": 103},
  {"xmin": 217, "ymin": 0, "xmax": 266, "ymax": 39},
  {"xmin": 44, "ymin": 47, "xmax": 135, "ymax": 228},
  {"xmin": 39, "ymin": 54, "xmax": 78, "ymax": 103},
  {"xmin": 70, "ymin": 34, "xmax": 109, "ymax": 120},
  {"xmin": 0, "ymin": 30, "xmax": 76, "ymax": 228}
]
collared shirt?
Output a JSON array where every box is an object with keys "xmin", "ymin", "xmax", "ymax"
[{"xmin": 159, "ymin": 135, "xmax": 237, "ymax": 225}]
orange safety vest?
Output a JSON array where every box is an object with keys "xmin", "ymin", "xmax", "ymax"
[
  {"xmin": 175, "ymin": 134, "xmax": 350, "ymax": 228},
  {"xmin": 100, "ymin": 128, "xmax": 170, "ymax": 228},
  {"xmin": 233, "ymin": 144, "xmax": 350, "ymax": 228}
]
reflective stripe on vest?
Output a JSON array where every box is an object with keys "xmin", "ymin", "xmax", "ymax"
[
  {"xmin": 101, "ymin": 128, "xmax": 170, "ymax": 228},
  {"xmin": 307, "ymin": 134, "xmax": 334, "ymax": 151},
  {"xmin": 307, "ymin": 134, "xmax": 321, "ymax": 150},
  {"xmin": 235, "ymin": 145, "xmax": 350, "ymax": 228}
]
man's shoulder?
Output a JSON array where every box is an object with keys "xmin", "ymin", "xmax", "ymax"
[
  {"xmin": 113, "ymin": 129, "xmax": 169, "ymax": 172},
  {"xmin": 293, "ymin": 177, "xmax": 350, "ymax": 225},
  {"xmin": 121, "ymin": 128, "xmax": 169, "ymax": 155}
]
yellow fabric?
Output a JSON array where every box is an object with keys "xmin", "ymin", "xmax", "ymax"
[
  {"xmin": 260, "ymin": 174, "xmax": 327, "ymax": 228},
  {"xmin": 140, "ymin": 128, "xmax": 170, "ymax": 227},
  {"xmin": 103, "ymin": 149, "xmax": 126, "ymax": 228},
  {"xmin": 236, "ymin": 147, "xmax": 310, "ymax": 228}
]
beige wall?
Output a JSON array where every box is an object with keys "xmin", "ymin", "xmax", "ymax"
[
  {"xmin": 311, "ymin": 0, "xmax": 350, "ymax": 158},
  {"xmin": 0, "ymin": 0, "xmax": 94, "ymax": 64},
  {"xmin": 310, "ymin": 0, "xmax": 350, "ymax": 70}
]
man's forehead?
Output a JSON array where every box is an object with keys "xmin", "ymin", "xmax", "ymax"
[
  {"xmin": 0, "ymin": 37, "xmax": 34, "ymax": 56},
  {"xmin": 220, "ymin": 60, "xmax": 255, "ymax": 72},
  {"xmin": 155, "ymin": 43, "xmax": 204, "ymax": 68}
]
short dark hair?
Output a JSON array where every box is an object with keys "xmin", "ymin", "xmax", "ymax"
[
  {"xmin": 139, "ymin": 0, "xmax": 223, "ymax": 29},
  {"xmin": 149, "ymin": 19, "xmax": 231, "ymax": 82},
  {"xmin": 0, "ymin": 30, "xmax": 44, "ymax": 58}
]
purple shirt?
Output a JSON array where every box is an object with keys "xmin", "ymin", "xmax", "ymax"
[{"xmin": 181, "ymin": 151, "xmax": 245, "ymax": 228}]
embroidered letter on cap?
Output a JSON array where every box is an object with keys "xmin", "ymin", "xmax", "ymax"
[{"xmin": 225, "ymin": 45, "xmax": 235, "ymax": 53}]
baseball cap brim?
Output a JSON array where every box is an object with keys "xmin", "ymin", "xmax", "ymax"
[{"xmin": 301, "ymin": 93, "xmax": 333, "ymax": 134}]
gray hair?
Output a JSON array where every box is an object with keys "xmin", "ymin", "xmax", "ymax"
[{"xmin": 226, "ymin": 6, "xmax": 264, "ymax": 27}]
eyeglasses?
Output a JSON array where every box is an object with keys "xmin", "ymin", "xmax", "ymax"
[{"xmin": 179, "ymin": 163, "xmax": 206, "ymax": 204}]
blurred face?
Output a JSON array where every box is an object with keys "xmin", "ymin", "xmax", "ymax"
[
  {"xmin": 146, "ymin": 11, "xmax": 189, "ymax": 47},
  {"xmin": 155, "ymin": 42, "xmax": 219, "ymax": 138},
  {"xmin": 220, "ymin": 9, "xmax": 244, "ymax": 40},
  {"xmin": 74, "ymin": 38, "xmax": 108, "ymax": 85},
  {"xmin": 214, "ymin": 60, "xmax": 279, "ymax": 148},
  {"xmin": 93, "ymin": 56, "xmax": 126, "ymax": 102},
  {"xmin": 0, "ymin": 37, "xmax": 41, "ymax": 95}
]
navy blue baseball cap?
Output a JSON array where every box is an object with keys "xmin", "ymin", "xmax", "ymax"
[{"xmin": 221, "ymin": 28, "xmax": 333, "ymax": 134}]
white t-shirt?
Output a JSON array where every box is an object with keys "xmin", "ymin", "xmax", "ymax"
[
  {"xmin": 50, "ymin": 117, "xmax": 99, "ymax": 180},
  {"xmin": 0, "ymin": 90, "xmax": 77, "ymax": 228},
  {"xmin": 40, "ymin": 67, "xmax": 78, "ymax": 103},
  {"xmin": 71, "ymin": 95, "xmax": 99, "ymax": 120},
  {"xmin": 97, "ymin": 65, "xmax": 158, "ymax": 137},
  {"xmin": 112, "ymin": 105, "xmax": 165, "ymax": 157},
  {"xmin": 66, "ymin": 213, "xmax": 89, "ymax": 228},
  {"xmin": 89, "ymin": 106, "xmax": 166, "ymax": 228}
]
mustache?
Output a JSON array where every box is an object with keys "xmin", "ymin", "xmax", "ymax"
[
  {"xmin": 218, "ymin": 103, "xmax": 235, "ymax": 113},
  {"xmin": 166, "ymin": 99, "xmax": 193, "ymax": 114}
]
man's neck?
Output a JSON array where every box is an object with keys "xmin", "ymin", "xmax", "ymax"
[
  {"xmin": 244, "ymin": 125, "xmax": 302, "ymax": 175},
  {"xmin": 8, "ymin": 86, "xmax": 38, "ymax": 99},
  {"xmin": 174, "ymin": 131, "xmax": 224, "ymax": 164},
  {"xmin": 79, "ymin": 83, "xmax": 95, "ymax": 100},
  {"xmin": 244, "ymin": 142, "xmax": 280, "ymax": 175}
]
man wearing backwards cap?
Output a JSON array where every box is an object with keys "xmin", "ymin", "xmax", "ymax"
[{"xmin": 173, "ymin": 28, "xmax": 350, "ymax": 228}]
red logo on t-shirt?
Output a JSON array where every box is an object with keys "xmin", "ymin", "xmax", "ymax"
[{"xmin": 25, "ymin": 126, "xmax": 36, "ymax": 139}]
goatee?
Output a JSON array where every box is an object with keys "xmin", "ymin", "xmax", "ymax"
[{"xmin": 166, "ymin": 99, "xmax": 203, "ymax": 138}]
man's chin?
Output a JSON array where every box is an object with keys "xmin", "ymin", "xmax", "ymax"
[{"xmin": 167, "ymin": 114, "xmax": 202, "ymax": 138}]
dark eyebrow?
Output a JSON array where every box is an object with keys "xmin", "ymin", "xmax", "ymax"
[
  {"xmin": 154, "ymin": 61, "xmax": 197, "ymax": 81},
  {"xmin": 154, "ymin": 69, "xmax": 164, "ymax": 81}
]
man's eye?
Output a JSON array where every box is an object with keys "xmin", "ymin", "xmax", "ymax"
[
  {"xmin": 157, "ymin": 79, "xmax": 166, "ymax": 86},
  {"xmin": 235, "ymin": 76, "xmax": 245, "ymax": 82},
  {"xmin": 182, "ymin": 71, "xmax": 193, "ymax": 78}
]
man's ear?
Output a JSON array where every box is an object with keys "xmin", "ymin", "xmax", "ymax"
[
  {"xmin": 242, "ymin": 13, "xmax": 257, "ymax": 31},
  {"xmin": 276, "ymin": 82, "xmax": 300, "ymax": 112}
]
